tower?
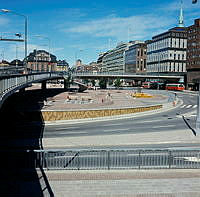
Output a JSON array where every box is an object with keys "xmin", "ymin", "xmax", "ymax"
[{"xmin": 178, "ymin": 0, "xmax": 184, "ymax": 27}]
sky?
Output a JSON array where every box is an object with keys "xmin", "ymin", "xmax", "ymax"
[{"xmin": 0, "ymin": 0, "xmax": 199, "ymax": 66}]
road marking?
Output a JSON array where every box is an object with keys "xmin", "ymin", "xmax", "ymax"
[
  {"xmin": 180, "ymin": 105, "xmax": 186, "ymax": 108},
  {"xmin": 58, "ymin": 131, "xmax": 87, "ymax": 135},
  {"xmin": 104, "ymin": 123, "xmax": 123, "ymax": 127},
  {"xmin": 186, "ymin": 105, "xmax": 192, "ymax": 108},
  {"xmin": 193, "ymin": 105, "xmax": 197, "ymax": 108},
  {"xmin": 55, "ymin": 127, "xmax": 79, "ymax": 131},
  {"xmin": 103, "ymin": 128, "xmax": 129, "ymax": 132},
  {"xmin": 152, "ymin": 125, "xmax": 175, "ymax": 128}
]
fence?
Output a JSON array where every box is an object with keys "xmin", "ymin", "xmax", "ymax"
[{"xmin": 30, "ymin": 149, "xmax": 200, "ymax": 170}]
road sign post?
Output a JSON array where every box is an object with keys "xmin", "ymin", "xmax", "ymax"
[{"xmin": 196, "ymin": 82, "xmax": 200, "ymax": 135}]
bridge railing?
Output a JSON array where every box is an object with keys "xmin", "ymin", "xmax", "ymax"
[
  {"xmin": 21, "ymin": 149, "xmax": 200, "ymax": 170},
  {"xmin": 0, "ymin": 72, "xmax": 62, "ymax": 101}
]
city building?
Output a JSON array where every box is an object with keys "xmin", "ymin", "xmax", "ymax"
[
  {"xmin": 56, "ymin": 60, "xmax": 69, "ymax": 72},
  {"xmin": 97, "ymin": 52, "xmax": 108, "ymax": 72},
  {"xmin": 125, "ymin": 41, "xmax": 147, "ymax": 73},
  {"xmin": 26, "ymin": 49, "xmax": 57, "ymax": 72},
  {"xmin": 10, "ymin": 59, "xmax": 23, "ymax": 67},
  {"xmin": 147, "ymin": 0, "xmax": 187, "ymax": 76},
  {"xmin": 102, "ymin": 42, "xmax": 131, "ymax": 72},
  {"xmin": 83, "ymin": 62, "xmax": 99, "ymax": 72},
  {"xmin": 147, "ymin": 27, "xmax": 187, "ymax": 74},
  {"xmin": 187, "ymin": 18, "xmax": 200, "ymax": 90}
]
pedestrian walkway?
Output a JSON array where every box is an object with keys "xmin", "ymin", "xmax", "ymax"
[{"xmin": 39, "ymin": 169, "xmax": 200, "ymax": 197}]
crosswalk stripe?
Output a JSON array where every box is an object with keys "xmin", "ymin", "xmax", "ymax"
[
  {"xmin": 180, "ymin": 105, "xmax": 186, "ymax": 108},
  {"xmin": 186, "ymin": 105, "xmax": 192, "ymax": 108},
  {"xmin": 193, "ymin": 105, "xmax": 197, "ymax": 108}
]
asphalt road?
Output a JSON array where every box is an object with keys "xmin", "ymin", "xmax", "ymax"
[{"xmin": 43, "ymin": 90, "xmax": 199, "ymax": 149}]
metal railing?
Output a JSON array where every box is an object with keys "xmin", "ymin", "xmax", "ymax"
[
  {"xmin": 0, "ymin": 72, "xmax": 63, "ymax": 99},
  {"xmin": 29, "ymin": 149, "xmax": 200, "ymax": 170}
]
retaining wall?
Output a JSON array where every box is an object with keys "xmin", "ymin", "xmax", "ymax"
[{"xmin": 41, "ymin": 105, "xmax": 162, "ymax": 121}]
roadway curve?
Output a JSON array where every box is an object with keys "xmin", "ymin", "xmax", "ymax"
[{"xmin": 43, "ymin": 90, "xmax": 200, "ymax": 149}]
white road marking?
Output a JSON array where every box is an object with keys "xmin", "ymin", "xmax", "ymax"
[
  {"xmin": 55, "ymin": 127, "xmax": 79, "ymax": 131},
  {"xmin": 57, "ymin": 131, "xmax": 87, "ymax": 135},
  {"xmin": 193, "ymin": 105, "xmax": 197, "ymax": 108},
  {"xmin": 104, "ymin": 123, "xmax": 124, "ymax": 126},
  {"xmin": 180, "ymin": 105, "xmax": 186, "ymax": 108},
  {"xmin": 186, "ymin": 105, "xmax": 192, "ymax": 108},
  {"xmin": 152, "ymin": 125, "xmax": 175, "ymax": 128},
  {"xmin": 103, "ymin": 128, "xmax": 129, "ymax": 132}
]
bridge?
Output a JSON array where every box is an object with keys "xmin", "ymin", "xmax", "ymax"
[
  {"xmin": 0, "ymin": 70, "xmax": 184, "ymax": 108},
  {"xmin": 71, "ymin": 71, "xmax": 184, "ymax": 82}
]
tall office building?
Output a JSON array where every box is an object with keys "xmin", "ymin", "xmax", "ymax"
[
  {"xmin": 147, "ymin": 27, "xmax": 187, "ymax": 74},
  {"xmin": 147, "ymin": 0, "xmax": 187, "ymax": 75},
  {"xmin": 187, "ymin": 18, "xmax": 200, "ymax": 90},
  {"xmin": 125, "ymin": 41, "xmax": 147, "ymax": 73},
  {"xmin": 102, "ymin": 42, "xmax": 130, "ymax": 72}
]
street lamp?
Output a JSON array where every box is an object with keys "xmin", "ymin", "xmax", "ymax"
[{"xmin": 1, "ymin": 9, "xmax": 28, "ymax": 71}]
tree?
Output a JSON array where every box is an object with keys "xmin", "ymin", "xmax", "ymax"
[
  {"xmin": 64, "ymin": 73, "xmax": 73, "ymax": 90},
  {"xmin": 91, "ymin": 79, "xmax": 96, "ymax": 87},
  {"xmin": 99, "ymin": 78, "xmax": 107, "ymax": 89},
  {"xmin": 114, "ymin": 78, "xmax": 122, "ymax": 89}
]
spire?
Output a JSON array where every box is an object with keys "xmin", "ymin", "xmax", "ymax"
[{"xmin": 178, "ymin": 0, "xmax": 184, "ymax": 27}]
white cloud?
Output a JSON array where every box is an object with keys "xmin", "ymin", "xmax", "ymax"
[{"xmin": 65, "ymin": 14, "xmax": 175, "ymax": 42}]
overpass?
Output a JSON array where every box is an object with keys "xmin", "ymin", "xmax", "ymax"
[
  {"xmin": 71, "ymin": 72, "xmax": 184, "ymax": 82},
  {"xmin": 0, "ymin": 72, "xmax": 63, "ymax": 108},
  {"xmin": 0, "ymin": 70, "xmax": 184, "ymax": 109}
]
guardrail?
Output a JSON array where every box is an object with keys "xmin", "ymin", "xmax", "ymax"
[
  {"xmin": 0, "ymin": 72, "xmax": 64, "ymax": 108},
  {"xmin": 25, "ymin": 149, "xmax": 200, "ymax": 170}
]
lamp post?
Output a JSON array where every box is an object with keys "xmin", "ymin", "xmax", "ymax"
[{"xmin": 1, "ymin": 9, "xmax": 28, "ymax": 72}]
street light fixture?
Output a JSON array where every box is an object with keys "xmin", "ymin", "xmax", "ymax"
[{"xmin": 1, "ymin": 9, "xmax": 28, "ymax": 72}]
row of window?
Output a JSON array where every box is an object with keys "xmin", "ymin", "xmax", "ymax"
[{"xmin": 148, "ymin": 38, "xmax": 187, "ymax": 52}]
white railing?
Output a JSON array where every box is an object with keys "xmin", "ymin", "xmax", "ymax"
[
  {"xmin": 5, "ymin": 149, "xmax": 200, "ymax": 170},
  {"xmin": 0, "ymin": 72, "xmax": 63, "ymax": 105}
]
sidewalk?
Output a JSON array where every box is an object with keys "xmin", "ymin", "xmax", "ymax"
[{"xmin": 39, "ymin": 169, "xmax": 200, "ymax": 197}]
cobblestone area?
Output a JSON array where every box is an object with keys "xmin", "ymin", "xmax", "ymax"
[
  {"xmin": 28, "ymin": 84, "xmax": 167, "ymax": 111},
  {"xmin": 39, "ymin": 170, "xmax": 200, "ymax": 197}
]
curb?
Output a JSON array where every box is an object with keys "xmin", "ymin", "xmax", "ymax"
[{"xmin": 45, "ymin": 99, "xmax": 182, "ymax": 125}]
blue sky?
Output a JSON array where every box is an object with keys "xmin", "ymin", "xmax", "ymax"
[{"xmin": 0, "ymin": 0, "xmax": 199, "ymax": 66}]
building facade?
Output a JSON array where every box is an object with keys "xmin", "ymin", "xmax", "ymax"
[
  {"xmin": 56, "ymin": 60, "xmax": 69, "ymax": 72},
  {"xmin": 187, "ymin": 18, "xmax": 200, "ymax": 90},
  {"xmin": 147, "ymin": 27, "xmax": 187, "ymax": 74},
  {"xmin": 125, "ymin": 41, "xmax": 147, "ymax": 73},
  {"xmin": 26, "ymin": 50, "xmax": 57, "ymax": 72},
  {"xmin": 102, "ymin": 42, "xmax": 130, "ymax": 72}
]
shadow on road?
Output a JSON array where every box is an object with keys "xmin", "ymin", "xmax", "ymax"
[{"xmin": 0, "ymin": 88, "xmax": 65, "ymax": 196}]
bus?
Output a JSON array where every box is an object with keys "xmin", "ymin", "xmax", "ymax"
[
  {"xmin": 142, "ymin": 82, "xmax": 151, "ymax": 89},
  {"xmin": 165, "ymin": 83, "xmax": 185, "ymax": 91}
]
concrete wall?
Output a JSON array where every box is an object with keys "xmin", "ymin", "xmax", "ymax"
[{"xmin": 42, "ymin": 105, "xmax": 162, "ymax": 121}]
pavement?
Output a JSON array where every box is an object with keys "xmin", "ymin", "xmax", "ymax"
[
  {"xmin": 38, "ymin": 169, "xmax": 200, "ymax": 197},
  {"xmin": 16, "ymin": 85, "xmax": 200, "ymax": 196}
]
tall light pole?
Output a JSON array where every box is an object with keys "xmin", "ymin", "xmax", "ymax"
[{"xmin": 1, "ymin": 9, "xmax": 28, "ymax": 71}]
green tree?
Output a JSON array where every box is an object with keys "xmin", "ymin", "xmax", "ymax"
[
  {"xmin": 64, "ymin": 74, "xmax": 73, "ymax": 90},
  {"xmin": 99, "ymin": 78, "xmax": 107, "ymax": 89},
  {"xmin": 114, "ymin": 78, "xmax": 122, "ymax": 89},
  {"xmin": 91, "ymin": 79, "xmax": 96, "ymax": 87}
]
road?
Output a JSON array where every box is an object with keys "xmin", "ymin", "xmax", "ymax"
[{"xmin": 43, "ymin": 90, "xmax": 199, "ymax": 149}]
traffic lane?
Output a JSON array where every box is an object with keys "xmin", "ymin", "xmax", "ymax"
[
  {"xmin": 44, "ymin": 107, "xmax": 196, "ymax": 135},
  {"xmin": 43, "ymin": 119, "xmax": 191, "ymax": 138}
]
